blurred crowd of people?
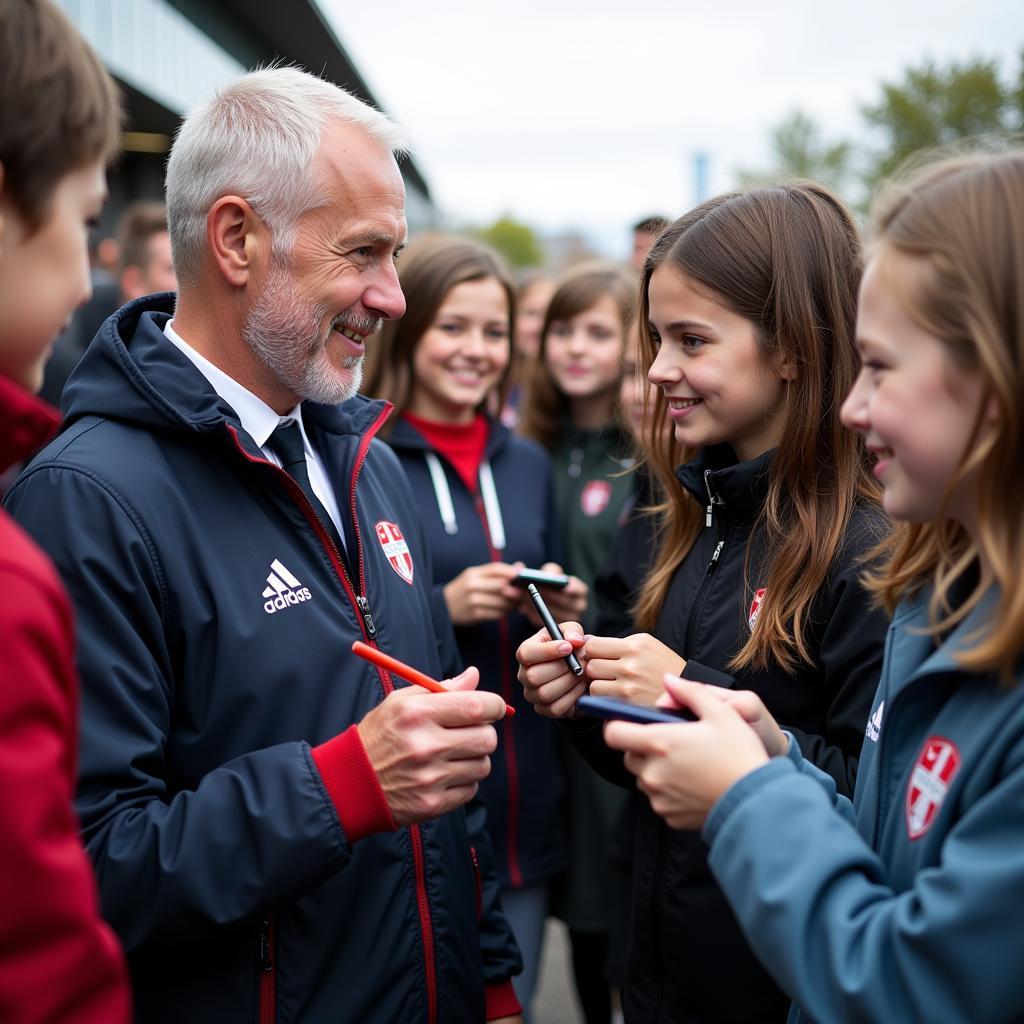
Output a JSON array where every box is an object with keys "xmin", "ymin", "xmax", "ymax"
[{"xmin": 4, "ymin": 4, "xmax": 1024, "ymax": 1024}]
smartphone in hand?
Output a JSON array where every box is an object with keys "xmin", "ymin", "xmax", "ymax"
[
  {"xmin": 577, "ymin": 695, "xmax": 696, "ymax": 724},
  {"xmin": 513, "ymin": 568, "xmax": 571, "ymax": 589}
]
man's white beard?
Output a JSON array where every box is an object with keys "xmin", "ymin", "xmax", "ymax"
[{"xmin": 242, "ymin": 258, "xmax": 373, "ymax": 406}]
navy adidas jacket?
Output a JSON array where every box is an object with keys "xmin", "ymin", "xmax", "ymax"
[
  {"xmin": 386, "ymin": 416, "xmax": 566, "ymax": 890},
  {"xmin": 4, "ymin": 295, "xmax": 521, "ymax": 1023}
]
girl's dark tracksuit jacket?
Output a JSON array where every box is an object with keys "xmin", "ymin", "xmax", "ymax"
[
  {"xmin": 4, "ymin": 295, "xmax": 521, "ymax": 1023},
  {"xmin": 567, "ymin": 443, "xmax": 890, "ymax": 1023},
  {"xmin": 385, "ymin": 415, "xmax": 566, "ymax": 891}
]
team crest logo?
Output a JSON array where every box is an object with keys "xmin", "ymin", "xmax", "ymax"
[
  {"xmin": 375, "ymin": 521, "xmax": 414, "ymax": 585},
  {"xmin": 906, "ymin": 736, "xmax": 961, "ymax": 840},
  {"xmin": 748, "ymin": 588, "xmax": 766, "ymax": 630},
  {"xmin": 580, "ymin": 480, "xmax": 612, "ymax": 518}
]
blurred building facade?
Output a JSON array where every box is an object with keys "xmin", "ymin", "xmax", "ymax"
[{"xmin": 54, "ymin": 0, "xmax": 438, "ymax": 237}]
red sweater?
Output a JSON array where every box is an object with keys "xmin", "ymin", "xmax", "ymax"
[
  {"xmin": 402, "ymin": 412, "xmax": 488, "ymax": 493},
  {"xmin": 0, "ymin": 375, "xmax": 131, "ymax": 1023}
]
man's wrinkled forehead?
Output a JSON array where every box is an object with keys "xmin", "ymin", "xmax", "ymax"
[{"xmin": 313, "ymin": 120, "xmax": 406, "ymax": 207}]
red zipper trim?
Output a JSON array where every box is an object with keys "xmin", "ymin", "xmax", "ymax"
[
  {"xmin": 228, "ymin": 410, "xmax": 441, "ymax": 1023},
  {"xmin": 348, "ymin": 403, "xmax": 393, "ymax": 596},
  {"xmin": 343, "ymin": 406, "xmax": 438, "ymax": 1022},
  {"xmin": 259, "ymin": 916, "xmax": 276, "ymax": 1024},
  {"xmin": 470, "ymin": 844, "xmax": 483, "ymax": 919},
  {"xmin": 355, "ymin": 658, "xmax": 438, "ymax": 1023},
  {"xmin": 472, "ymin": 492, "xmax": 522, "ymax": 888},
  {"xmin": 410, "ymin": 825, "xmax": 438, "ymax": 1023}
]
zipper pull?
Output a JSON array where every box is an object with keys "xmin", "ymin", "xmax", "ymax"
[
  {"xmin": 355, "ymin": 595, "xmax": 378, "ymax": 638},
  {"xmin": 708, "ymin": 540, "xmax": 724, "ymax": 571},
  {"xmin": 259, "ymin": 918, "xmax": 273, "ymax": 972},
  {"xmin": 703, "ymin": 469, "xmax": 721, "ymax": 528}
]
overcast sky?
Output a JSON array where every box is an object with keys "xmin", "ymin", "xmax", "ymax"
[{"xmin": 323, "ymin": 0, "xmax": 1019, "ymax": 257}]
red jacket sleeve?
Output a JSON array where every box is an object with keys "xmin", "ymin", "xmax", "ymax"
[{"xmin": 0, "ymin": 520, "xmax": 131, "ymax": 1023}]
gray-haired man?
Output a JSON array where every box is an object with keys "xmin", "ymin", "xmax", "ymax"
[{"xmin": 7, "ymin": 66, "xmax": 523, "ymax": 1023}]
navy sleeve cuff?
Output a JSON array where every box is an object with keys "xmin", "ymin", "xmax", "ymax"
[{"xmin": 682, "ymin": 659, "xmax": 735, "ymax": 688}]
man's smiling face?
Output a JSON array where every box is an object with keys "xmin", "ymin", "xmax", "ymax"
[{"xmin": 242, "ymin": 119, "xmax": 408, "ymax": 407}]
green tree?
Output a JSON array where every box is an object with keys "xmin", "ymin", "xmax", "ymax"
[
  {"xmin": 736, "ymin": 109, "xmax": 854, "ymax": 194},
  {"xmin": 474, "ymin": 216, "xmax": 544, "ymax": 268},
  {"xmin": 861, "ymin": 54, "xmax": 1023, "ymax": 188}
]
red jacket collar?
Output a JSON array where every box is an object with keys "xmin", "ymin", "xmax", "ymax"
[{"xmin": 0, "ymin": 374, "xmax": 60, "ymax": 472}]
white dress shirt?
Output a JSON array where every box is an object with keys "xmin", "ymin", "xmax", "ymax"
[{"xmin": 163, "ymin": 319, "xmax": 345, "ymax": 548}]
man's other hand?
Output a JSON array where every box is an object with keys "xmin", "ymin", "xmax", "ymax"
[{"xmin": 357, "ymin": 667, "xmax": 505, "ymax": 826}]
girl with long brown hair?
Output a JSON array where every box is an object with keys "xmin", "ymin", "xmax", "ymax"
[
  {"xmin": 604, "ymin": 149, "xmax": 1024, "ymax": 1024},
  {"xmin": 518, "ymin": 183, "xmax": 889, "ymax": 1022}
]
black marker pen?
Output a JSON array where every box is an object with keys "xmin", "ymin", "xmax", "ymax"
[{"xmin": 527, "ymin": 583, "xmax": 584, "ymax": 677}]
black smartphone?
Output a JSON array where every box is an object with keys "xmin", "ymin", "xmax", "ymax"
[
  {"xmin": 513, "ymin": 568, "xmax": 570, "ymax": 589},
  {"xmin": 577, "ymin": 695, "xmax": 696, "ymax": 724}
]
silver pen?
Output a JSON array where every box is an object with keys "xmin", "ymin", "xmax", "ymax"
[{"xmin": 527, "ymin": 584, "xmax": 584, "ymax": 676}]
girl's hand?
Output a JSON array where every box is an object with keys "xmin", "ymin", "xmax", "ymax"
[
  {"xmin": 603, "ymin": 674, "xmax": 770, "ymax": 830},
  {"xmin": 585, "ymin": 633, "xmax": 686, "ymax": 705},
  {"xmin": 518, "ymin": 562, "xmax": 588, "ymax": 626},
  {"xmin": 516, "ymin": 621, "xmax": 588, "ymax": 718},
  {"xmin": 657, "ymin": 676, "xmax": 788, "ymax": 758},
  {"xmin": 444, "ymin": 562, "xmax": 523, "ymax": 626}
]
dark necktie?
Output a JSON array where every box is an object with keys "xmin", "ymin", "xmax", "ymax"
[{"xmin": 268, "ymin": 420, "xmax": 345, "ymax": 554}]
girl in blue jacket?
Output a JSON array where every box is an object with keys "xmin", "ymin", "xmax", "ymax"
[
  {"xmin": 604, "ymin": 150, "xmax": 1024, "ymax": 1024},
  {"xmin": 363, "ymin": 235, "xmax": 586, "ymax": 1019}
]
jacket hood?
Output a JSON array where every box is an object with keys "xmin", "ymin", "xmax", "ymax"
[{"xmin": 60, "ymin": 293, "xmax": 390, "ymax": 447}]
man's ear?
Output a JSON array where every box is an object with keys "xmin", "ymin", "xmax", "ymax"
[{"xmin": 206, "ymin": 195, "xmax": 265, "ymax": 288}]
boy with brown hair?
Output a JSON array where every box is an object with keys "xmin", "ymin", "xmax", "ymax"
[{"xmin": 0, "ymin": 1, "xmax": 130, "ymax": 1019}]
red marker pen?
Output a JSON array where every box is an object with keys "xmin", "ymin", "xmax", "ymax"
[{"xmin": 352, "ymin": 641, "xmax": 516, "ymax": 718}]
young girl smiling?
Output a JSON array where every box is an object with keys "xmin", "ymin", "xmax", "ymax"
[
  {"xmin": 518, "ymin": 185, "xmax": 889, "ymax": 1023},
  {"xmin": 605, "ymin": 150, "xmax": 1024, "ymax": 1024}
]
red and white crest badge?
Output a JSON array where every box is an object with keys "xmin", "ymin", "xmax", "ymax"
[
  {"xmin": 748, "ymin": 588, "xmax": 766, "ymax": 630},
  {"xmin": 906, "ymin": 736, "xmax": 961, "ymax": 840},
  {"xmin": 580, "ymin": 480, "xmax": 612, "ymax": 518},
  {"xmin": 375, "ymin": 521, "xmax": 414, "ymax": 585}
]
